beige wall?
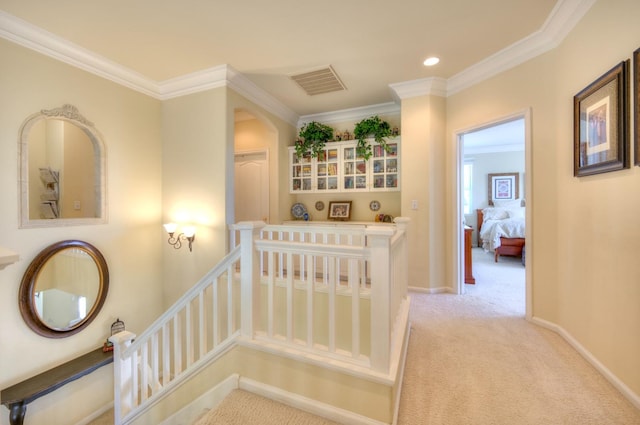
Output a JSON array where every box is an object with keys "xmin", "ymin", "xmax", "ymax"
[
  {"xmin": 554, "ymin": 0, "xmax": 640, "ymax": 397},
  {"xmin": 442, "ymin": 0, "xmax": 640, "ymax": 398},
  {"xmin": 2, "ymin": 0, "xmax": 639, "ymax": 421},
  {"xmin": 160, "ymin": 88, "xmax": 297, "ymax": 305},
  {"xmin": 400, "ymin": 95, "xmax": 447, "ymax": 289},
  {"xmin": 161, "ymin": 89, "xmax": 230, "ymax": 306},
  {"xmin": 0, "ymin": 38, "xmax": 164, "ymax": 425}
]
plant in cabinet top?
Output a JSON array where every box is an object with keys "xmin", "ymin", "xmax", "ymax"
[
  {"xmin": 353, "ymin": 116, "xmax": 395, "ymax": 160},
  {"xmin": 296, "ymin": 121, "xmax": 334, "ymax": 158}
]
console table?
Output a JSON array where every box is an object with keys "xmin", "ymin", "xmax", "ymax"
[{"xmin": 1, "ymin": 347, "xmax": 113, "ymax": 425}]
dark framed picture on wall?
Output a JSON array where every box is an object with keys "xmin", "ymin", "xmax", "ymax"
[
  {"xmin": 488, "ymin": 172, "xmax": 519, "ymax": 205},
  {"xmin": 328, "ymin": 201, "xmax": 351, "ymax": 220},
  {"xmin": 573, "ymin": 60, "xmax": 630, "ymax": 176},
  {"xmin": 634, "ymin": 48, "xmax": 640, "ymax": 166}
]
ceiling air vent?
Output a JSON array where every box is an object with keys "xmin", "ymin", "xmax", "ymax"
[{"xmin": 290, "ymin": 65, "xmax": 346, "ymax": 96}]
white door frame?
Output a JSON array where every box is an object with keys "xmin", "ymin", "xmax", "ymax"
[{"xmin": 452, "ymin": 109, "xmax": 533, "ymax": 320}]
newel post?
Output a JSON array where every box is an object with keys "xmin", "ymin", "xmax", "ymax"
[
  {"xmin": 366, "ymin": 225, "xmax": 395, "ymax": 373},
  {"xmin": 237, "ymin": 221, "xmax": 266, "ymax": 338},
  {"xmin": 393, "ymin": 217, "xmax": 410, "ymax": 297},
  {"xmin": 108, "ymin": 330, "xmax": 136, "ymax": 425}
]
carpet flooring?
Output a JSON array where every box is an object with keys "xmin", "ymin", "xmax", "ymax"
[
  {"xmin": 396, "ymin": 248, "xmax": 640, "ymax": 424},
  {"xmin": 90, "ymin": 248, "xmax": 640, "ymax": 424}
]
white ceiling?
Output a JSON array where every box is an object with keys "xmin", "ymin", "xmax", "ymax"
[
  {"xmin": 463, "ymin": 118, "xmax": 525, "ymax": 155},
  {"xmin": 0, "ymin": 0, "xmax": 592, "ymax": 121}
]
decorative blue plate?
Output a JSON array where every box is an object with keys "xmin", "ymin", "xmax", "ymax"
[{"xmin": 291, "ymin": 203, "xmax": 307, "ymax": 219}]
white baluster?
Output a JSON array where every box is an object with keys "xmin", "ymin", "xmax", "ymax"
[{"xmin": 109, "ymin": 330, "xmax": 136, "ymax": 425}]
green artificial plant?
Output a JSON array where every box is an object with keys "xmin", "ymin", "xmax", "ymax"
[
  {"xmin": 296, "ymin": 121, "xmax": 334, "ymax": 158},
  {"xmin": 353, "ymin": 116, "xmax": 394, "ymax": 159}
]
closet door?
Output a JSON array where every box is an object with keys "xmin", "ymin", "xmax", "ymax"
[{"xmin": 235, "ymin": 150, "xmax": 269, "ymax": 222}]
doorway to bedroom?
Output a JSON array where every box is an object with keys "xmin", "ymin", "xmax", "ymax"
[{"xmin": 456, "ymin": 112, "xmax": 530, "ymax": 317}]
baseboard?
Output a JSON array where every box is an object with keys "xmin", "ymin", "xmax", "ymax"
[
  {"xmin": 409, "ymin": 285, "xmax": 450, "ymax": 294},
  {"xmin": 391, "ymin": 322, "xmax": 411, "ymax": 425},
  {"xmin": 158, "ymin": 374, "xmax": 240, "ymax": 425},
  {"xmin": 75, "ymin": 401, "xmax": 113, "ymax": 425},
  {"xmin": 238, "ymin": 377, "xmax": 388, "ymax": 425},
  {"xmin": 530, "ymin": 316, "xmax": 640, "ymax": 410}
]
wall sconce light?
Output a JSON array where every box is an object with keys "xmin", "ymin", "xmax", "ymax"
[{"xmin": 163, "ymin": 223, "xmax": 196, "ymax": 252}]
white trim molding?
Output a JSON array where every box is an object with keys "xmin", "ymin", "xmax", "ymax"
[
  {"xmin": 0, "ymin": 246, "xmax": 19, "ymax": 270},
  {"xmin": 0, "ymin": 0, "xmax": 597, "ymax": 125},
  {"xmin": 389, "ymin": 0, "xmax": 597, "ymax": 99},
  {"xmin": 531, "ymin": 316, "xmax": 640, "ymax": 410},
  {"xmin": 298, "ymin": 102, "xmax": 400, "ymax": 128}
]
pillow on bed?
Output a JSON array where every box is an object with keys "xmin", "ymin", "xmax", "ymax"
[
  {"xmin": 482, "ymin": 207, "xmax": 509, "ymax": 221},
  {"xmin": 493, "ymin": 199, "xmax": 522, "ymax": 209},
  {"xmin": 506, "ymin": 207, "xmax": 525, "ymax": 219}
]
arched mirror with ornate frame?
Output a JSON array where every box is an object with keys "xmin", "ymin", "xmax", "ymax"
[
  {"xmin": 18, "ymin": 104, "xmax": 107, "ymax": 228},
  {"xmin": 19, "ymin": 240, "xmax": 109, "ymax": 338}
]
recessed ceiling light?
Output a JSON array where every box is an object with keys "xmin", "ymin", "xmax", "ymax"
[{"xmin": 423, "ymin": 57, "xmax": 440, "ymax": 66}]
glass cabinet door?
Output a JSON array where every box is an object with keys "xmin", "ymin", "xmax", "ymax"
[
  {"xmin": 343, "ymin": 146, "xmax": 368, "ymax": 191},
  {"xmin": 290, "ymin": 151, "xmax": 313, "ymax": 192},
  {"xmin": 316, "ymin": 146, "xmax": 339, "ymax": 192},
  {"xmin": 371, "ymin": 142, "xmax": 399, "ymax": 191}
]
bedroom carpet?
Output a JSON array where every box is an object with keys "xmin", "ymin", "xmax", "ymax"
[{"xmin": 89, "ymin": 248, "xmax": 640, "ymax": 424}]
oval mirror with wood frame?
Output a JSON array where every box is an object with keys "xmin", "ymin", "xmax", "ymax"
[{"xmin": 19, "ymin": 240, "xmax": 109, "ymax": 338}]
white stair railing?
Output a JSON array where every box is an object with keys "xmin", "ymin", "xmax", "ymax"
[
  {"xmin": 110, "ymin": 246, "xmax": 242, "ymax": 425},
  {"xmin": 111, "ymin": 219, "xmax": 409, "ymax": 424}
]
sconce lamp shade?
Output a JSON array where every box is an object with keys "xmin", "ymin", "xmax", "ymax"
[
  {"xmin": 163, "ymin": 223, "xmax": 178, "ymax": 234},
  {"xmin": 163, "ymin": 223, "xmax": 195, "ymax": 252},
  {"xmin": 182, "ymin": 226, "xmax": 196, "ymax": 238}
]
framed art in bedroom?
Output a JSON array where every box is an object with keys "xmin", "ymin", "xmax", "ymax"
[
  {"xmin": 573, "ymin": 60, "xmax": 630, "ymax": 176},
  {"xmin": 634, "ymin": 48, "xmax": 640, "ymax": 166},
  {"xmin": 488, "ymin": 172, "xmax": 519, "ymax": 206}
]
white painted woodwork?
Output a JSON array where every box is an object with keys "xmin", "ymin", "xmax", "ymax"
[
  {"xmin": 110, "ymin": 220, "xmax": 409, "ymax": 425},
  {"xmin": 235, "ymin": 151, "xmax": 269, "ymax": 223},
  {"xmin": 0, "ymin": 246, "xmax": 19, "ymax": 270}
]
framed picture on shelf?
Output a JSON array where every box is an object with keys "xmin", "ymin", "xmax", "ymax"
[
  {"xmin": 574, "ymin": 60, "xmax": 629, "ymax": 176},
  {"xmin": 328, "ymin": 201, "xmax": 352, "ymax": 220}
]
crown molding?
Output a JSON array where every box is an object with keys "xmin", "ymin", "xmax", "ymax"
[
  {"xmin": 390, "ymin": 0, "xmax": 596, "ymax": 99},
  {"xmin": 225, "ymin": 66, "xmax": 299, "ymax": 126},
  {"xmin": 0, "ymin": 11, "xmax": 299, "ymax": 126},
  {"xmin": 446, "ymin": 0, "xmax": 596, "ymax": 96},
  {"xmin": 388, "ymin": 77, "xmax": 448, "ymax": 101},
  {"xmin": 157, "ymin": 65, "xmax": 299, "ymax": 126},
  {"xmin": 158, "ymin": 65, "xmax": 229, "ymax": 100},
  {"xmin": 0, "ymin": 0, "xmax": 596, "ymax": 123},
  {"xmin": 0, "ymin": 10, "xmax": 161, "ymax": 97},
  {"xmin": 298, "ymin": 102, "xmax": 400, "ymax": 127}
]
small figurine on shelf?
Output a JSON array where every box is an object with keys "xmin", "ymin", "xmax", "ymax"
[
  {"xmin": 342, "ymin": 130, "xmax": 351, "ymax": 141},
  {"xmin": 103, "ymin": 340, "xmax": 113, "ymax": 352}
]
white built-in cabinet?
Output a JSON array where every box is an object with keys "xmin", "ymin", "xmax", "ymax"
[{"xmin": 289, "ymin": 138, "xmax": 400, "ymax": 193}]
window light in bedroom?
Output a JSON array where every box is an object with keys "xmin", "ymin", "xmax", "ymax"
[{"xmin": 463, "ymin": 162, "xmax": 473, "ymax": 214}]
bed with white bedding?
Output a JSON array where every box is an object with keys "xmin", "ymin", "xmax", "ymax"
[{"xmin": 477, "ymin": 202, "xmax": 525, "ymax": 263}]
